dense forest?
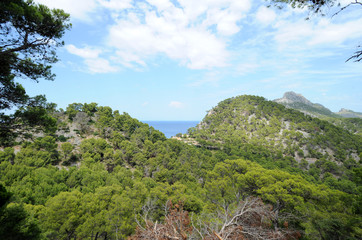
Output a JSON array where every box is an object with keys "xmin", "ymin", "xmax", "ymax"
[
  {"xmin": 186, "ymin": 95, "xmax": 361, "ymax": 187},
  {"xmin": 0, "ymin": 98, "xmax": 361, "ymax": 239},
  {"xmin": 1, "ymin": 0, "xmax": 361, "ymax": 239}
]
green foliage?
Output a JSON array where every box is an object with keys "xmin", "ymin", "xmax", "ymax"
[
  {"xmin": 0, "ymin": 202, "xmax": 41, "ymax": 240},
  {"xmin": 187, "ymin": 95, "xmax": 361, "ymax": 192},
  {"xmin": 41, "ymin": 191, "xmax": 83, "ymax": 239},
  {"xmin": 13, "ymin": 136, "xmax": 59, "ymax": 167},
  {"xmin": 0, "ymin": 183, "xmax": 11, "ymax": 209},
  {"xmin": 0, "ymin": 147, "xmax": 15, "ymax": 164},
  {"xmin": 0, "ymin": 0, "xmax": 71, "ymax": 82},
  {"xmin": 1, "ymin": 95, "xmax": 58, "ymax": 146},
  {"xmin": 1, "ymin": 3, "xmax": 360, "ymax": 238},
  {"xmin": 0, "ymin": 184, "xmax": 41, "ymax": 240},
  {"xmin": 0, "ymin": 0, "xmax": 70, "ymax": 145},
  {"xmin": 1, "ymin": 99, "xmax": 361, "ymax": 239},
  {"xmin": 204, "ymin": 159, "xmax": 359, "ymax": 239},
  {"xmin": 65, "ymin": 103, "xmax": 83, "ymax": 120}
]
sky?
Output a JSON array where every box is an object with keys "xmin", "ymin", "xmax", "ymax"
[{"xmin": 23, "ymin": 0, "xmax": 362, "ymax": 120}]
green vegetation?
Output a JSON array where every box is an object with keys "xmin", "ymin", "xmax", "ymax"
[
  {"xmin": 1, "ymin": 1, "xmax": 361, "ymax": 239},
  {"xmin": 329, "ymin": 117, "xmax": 362, "ymax": 136},
  {"xmin": 187, "ymin": 96, "xmax": 361, "ymax": 194},
  {"xmin": 274, "ymin": 92, "xmax": 362, "ymax": 136},
  {"xmin": 0, "ymin": 0, "xmax": 71, "ymax": 145},
  {"xmin": 0, "ymin": 99, "xmax": 361, "ymax": 239}
]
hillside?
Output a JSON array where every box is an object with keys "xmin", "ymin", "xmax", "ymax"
[
  {"xmin": 0, "ymin": 100, "xmax": 361, "ymax": 239},
  {"xmin": 185, "ymin": 95, "xmax": 361, "ymax": 192},
  {"xmin": 189, "ymin": 95, "xmax": 360, "ymax": 162}
]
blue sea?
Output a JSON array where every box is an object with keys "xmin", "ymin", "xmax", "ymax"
[{"xmin": 144, "ymin": 121, "xmax": 199, "ymax": 138}]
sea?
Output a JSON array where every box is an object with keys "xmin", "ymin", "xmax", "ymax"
[{"xmin": 144, "ymin": 121, "xmax": 199, "ymax": 138}]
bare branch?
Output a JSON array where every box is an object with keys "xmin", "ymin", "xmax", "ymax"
[{"xmin": 332, "ymin": 0, "xmax": 362, "ymax": 17}]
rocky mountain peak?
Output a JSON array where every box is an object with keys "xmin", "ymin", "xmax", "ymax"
[
  {"xmin": 338, "ymin": 108, "xmax": 349, "ymax": 113},
  {"xmin": 275, "ymin": 91, "xmax": 312, "ymax": 105}
]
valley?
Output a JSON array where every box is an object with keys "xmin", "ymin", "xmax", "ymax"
[{"xmin": 1, "ymin": 94, "xmax": 361, "ymax": 239}]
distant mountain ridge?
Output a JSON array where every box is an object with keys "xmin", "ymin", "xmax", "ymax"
[
  {"xmin": 274, "ymin": 91, "xmax": 362, "ymax": 119},
  {"xmin": 336, "ymin": 108, "xmax": 362, "ymax": 118},
  {"xmin": 273, "ymin": 91, "xmax": 339, "ymax": 118},
  {"xmin": 273, "ymin": 91, "xmax": 362, "ymax": 135}
]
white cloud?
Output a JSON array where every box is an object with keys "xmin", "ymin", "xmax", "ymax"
[
  {"xmin": 65, "ymin": 45, "xmax": 101, "ymax": 59},
  {"xmin": 103, "ymin": 0, "xmax": 253, "ymax": 69},
  {"xmin": 36, "ymin": 0, "xmax": 254, "ymax": 70},
  {"xmin": 179, "ymin": 0, "xmax": 251, "ymax": 22},
  {"xmin": 107, "ymin": 9, "xmax": 230, "ymax": 69},
  {"xmin": 273, "ymin": 14, "xmax": 362, "ymax": 48},
  {"xmin": 65, "ymin": 45, "xmax": 118, "ymax": 73},
  {"xmin": 204, "ymin": 8, "xmax": 242, "ymax": 36},
  {"xmin": 84, "ymin": 58, "xmax": 119, "ymax": 73},
  {"xmin": 308, "ymin": 18, "xmax": 362, "ymax": 45},
  {"xmin": 37, "ymin": 0, "xmax": 362, "ymax": 74},
  {"xmin": 34, "ymin": 0, "xmax": 98, "ymax": 21},
  {"xmin": 169, "ymin": 101, "xmax": 184, "ymax": 108},
  {"xmin": 273, "ymin": 20, "xmax": 311, "ymax": 45},
  {"xmin": 256, "ymin": 6, "xmax": 276, "ymax": 25},
  {"xmin": 98, "ymin": 0, "xmax": 133, "ymax": 11}
]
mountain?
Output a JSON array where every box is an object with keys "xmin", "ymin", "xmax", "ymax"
[
  {"xmin": 274, "ymin": 91, "xmax": 313, "ymax": 105},
  {"xmin": 274, "ymin": 91, "xmax": 339, "ymax": 118},
  {"xmin": 273, "ymin": 91, "xmax": 362, "ymax": 135},
  {"xmin": 1, "ymin": 99, "xmax": 361, "ymax": 240},
  {"xmin": 187, "ymin": 95, "xmax": 361, "ymax": 178},
  {"xmin": 336, "ymin": 108, "xmax": 362, "ymax": 118}
]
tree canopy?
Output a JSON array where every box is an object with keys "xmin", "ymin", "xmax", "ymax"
[
  {"xmin": 0, "ymin": 0, "xmax": 71, "ymax": 145},
  {"xmin": 1, "ymin": 101, "xmax": 361, "ymax": 239},
  {"xmin": 0, "ymin": 0, "xmax": 71, "ymax": 89},
  {"xmin": 0, "ymin": 1, "xmax": 361, "ymax": 239}
]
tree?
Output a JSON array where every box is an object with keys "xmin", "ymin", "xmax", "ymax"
[
  {"xmin": 0, "ymin": 0, "xmax": 71, "ymax": 144},
  {"xmin": 41, "ymin": 191, "xmax": 83, "ymax": 240},
  {"xmin": 0, "ymin": 95, "xmax": 58, "ymax": 145},
  {"xmin": 61, "ymin": 142, "xmax": 74, "ymax": 161},
  {"xmin": 269, "ymin": 0, "xmax": 362, "ymax": 62},
  {"xmin": 0, "ymin": 184, "xmax": 41, "ymax": 240},
  {"xmin": 0, "ymin": 0, "xmax": 71, "ymax": 109}
]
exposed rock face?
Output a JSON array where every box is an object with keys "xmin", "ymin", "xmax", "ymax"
[
  {"xmin": 273, "ymin": 91, "xmax": 334, "ymax": 118},
  {"xmin": 275, "ymin": 92, "xmax": 362, "ymax": 119},
  {"xmin": 275, "ymin": 91, "xmax": 312, "ymax": 105}
]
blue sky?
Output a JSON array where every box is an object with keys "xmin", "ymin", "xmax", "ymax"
[{"xmin": 24, "ymin": 0, "xmax": 362, "ymax": 120}]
